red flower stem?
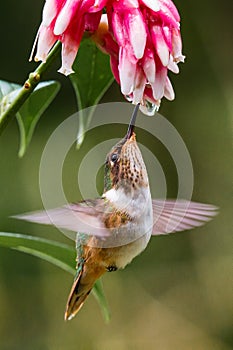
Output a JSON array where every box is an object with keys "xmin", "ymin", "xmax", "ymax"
[{"xmin": 0, "ymin": 41, "xmax": 61, "ymax": 135}]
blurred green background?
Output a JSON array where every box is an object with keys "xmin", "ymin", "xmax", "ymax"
[{"xmin": 0, "ymin": 0, "xmax": 232, "ymax": 349}]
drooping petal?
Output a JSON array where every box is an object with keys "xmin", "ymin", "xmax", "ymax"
[
  {"xmin": 159, "ymin": 0, "xmax": 180, "ymax": 22},
  {"xmin": 35, "ymin": 25, "xmax": 57, "ymax": 62},
  {"xmin": 144, "ymin": 86, "xmax": 159, "ymax": 104},
  {"xmin": 172, "ymin": 28, "xmax": 185, "ymax": 62},
  {"xmin": 142, "ymin": 47, "xmax": 156, "ymax": 83},
  {"xmin": 151, "ymin": 25, "xmax": 169, "ymax": 66},
  {"xmin": 164, "ymin": 76, "xmax": 175, "ymax": 100},
  {"xmin": 111, "ymin": 11, "xmax": 126, "ymax": 47},
  {"xmin": 41, "ymin": 0, "xmax": 61, "ymax": 26},
  {"xmin": 132, "ymin": 67, "xmax": 147, "ymax": 104},
  {"xmin": 110, "ymin": 55, "xmax": 120, "ymax": 83},
  {"xmin": 151, "ymin": 65, "xmax": 167, "ymax": 100},
  {"xmin": 124, "ymin": 0, "xmax": 139, "ymax": 8},
  {"xmin": 79, "ymin": 0, "xmax": 97, "ymax": 14},
  {"xmin": 167, "ymin": 54, "xmax": 179, "ymax": 73},
  {"xmin": 140, "ymin": 0, "xmax": 160, "ymax": 12},
  {"xmin": 162, "ymin": 26, "xmax": 172, "ymax": 51},
  {"xmin": 125, "ymin": 9, "xmax": 147, "ymax": 59},
  {"xmin": 58, "ymin": 19, "xmax": 84, "ymax": 76},
  {"xmin": 54, "ymin": 0, "xmax": 80, "ymax": 35},
  {"xmin": 119, "ymin": 46, "xmax": 136, "ymax": 95},
  {"xmin": 58, "ymin": 44, "xmax": 76, "ymax": 75},
  {"xmin": 158, "ymin": 7, "xmax": 179, "ymax": 29}
]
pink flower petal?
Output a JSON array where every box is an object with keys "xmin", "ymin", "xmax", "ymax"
[
  {"xmin": 126, "ymin": 0, "xmax": 139, "ymax": 8},
  {"xmin": 79, "ymin": 0, "xmax": 97, "ymax": 14},
  {"xmin": 151, "ymin": 25, "xmax": 169, "ymax": 66},
  {"xmin": 159, "ymin": 0, "xmax": 180, "ymax": 22},
  {"xmin": 112, "ymin": 11, "xmax": 126, "ymax": 47},
  {"xmin": 54, "ymin": 0, "xmax": 80, "ymax": 35},
  {"xmin": 119, "ymin": 46, "xmax": 136, "ymax": 95},
  {"xmin": 172, "ymin": 28, "xmax": 185, "ymax": 62},
  {"xmin": 58, "ymin": 17, "xmax": 84, "ymax": 76},
  {"xmin": 126, "ymin": 9, "xmax": 147, "ymax": 59},
  {"xmin": 140, "ymin": 0, "xmax": 160, "ymax": 12},
  {"xmin": 158, "ymin": 7, "xmax": 179, "ymax": 29},
  {"xmin": 164, "ymin": 76, "xmax": 175, "ymax": 100},
  {"xmin": 151, "ymin": 65, "xmax": 167, "ymax": 100},
  {"xmin": 35, "ymin": 25, "xmax": 57, "ymax": 62},
  {"xmin": 113, "ymin": 0, "xmax": 139, "ymax": 11},
  {"xmin": 42, "ymin": 0, "xmax": 60, "ymax": 26},
  {"xmin": 110, "ymin": 55, "xmax": 120, "ymax": 83},
  {"xmin": 132, "ymin": 67, "xmax": 146, "ymax": 104},
  {"xmin": 162, "ymin": 26, "xmax": 172, "ymax": 51},
  {"xmin": 88, "ymin": 0, "xmax": 108, "ymax": 12},
  {"xmin": 167, "ymin": 54, "xmax": 179, "ymax": 73},
  {"xmin": 58, "ymin": 39, "xmax": 76, "ymax": 76},
  {"xmin": 142, "ymin": 47, "xmax": 156, "ymax": 83}
]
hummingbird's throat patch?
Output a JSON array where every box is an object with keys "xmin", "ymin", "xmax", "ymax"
[{"xmin": 120, "ymin": 142, "xmax": 148, "ymax": 188}]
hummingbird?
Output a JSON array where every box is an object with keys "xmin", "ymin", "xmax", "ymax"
[{"xmin": 15, "ymin": 104, "xmax": 218, "ymax": 320}]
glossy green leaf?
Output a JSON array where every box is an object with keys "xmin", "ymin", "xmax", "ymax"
[
  {"xmin": 0, "ymin": 232, "xmax": 76, "ymax": 274},
  {"xmin": 0, "ymin": 80, "xmax": 21, "ymax": 117},
  {"xmin": 70, "ymin": 39, "xmax": 114, "ymax": 147},
  {"xmin": 16, "ymin": 81, "xmax": 60, "ymax": 157},
  {"xmin": 0, "ymin": 80, "xmax": 21, "ymax": 100},
  {"xmin": 0, "ymin": 79, "xmax": 60, "ymax": 157},
  {"xmin": 92, "ymin": 278, "xmax": 111, "ymax": 322},
  {"xmin": 0, "ymin": 232, "xmax": 110, "ymax": 321}
]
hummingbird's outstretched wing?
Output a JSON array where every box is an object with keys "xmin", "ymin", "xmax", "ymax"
[
  {"xmin": 12, "ymin": 199, "xmax": 110, "ymax": 238},
  {"xmin": 152, "ymin": 199, "xmax": 218, "ymax": 235}
]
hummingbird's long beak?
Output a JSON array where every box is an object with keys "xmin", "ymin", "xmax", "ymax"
[{"xmin": 126, "ymin": 103, "xmax": 140, "ymax": 140}]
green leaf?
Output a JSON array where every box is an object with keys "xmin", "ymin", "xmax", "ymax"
[
  {"xmin": 0, "ymin": 232, "xmax": 76, "ymax": 274},
  {"xmin": 0, "ymin": 80, "xmax": 21, "ymax": 117},
  {"xmin": 0, "ymin": 79, "xmax": 60, "ymax": 157},
  {"xmin": 92, "ymin": 278, "xmax": 111, "ymax": 323},
  {"xmin": 0, "ymin": 80, "xmax": 21, "ymax": 100},
  {"xmin": 16, "ymin": 81, "xmax": 60, "ymax": 157},
  {"xmin": 0, "ymin": 232, "xmax": 110, "ymax": 321},
  {"xmin": 70, "ymin": 39, "xmax": 114, "ymax": 147}
]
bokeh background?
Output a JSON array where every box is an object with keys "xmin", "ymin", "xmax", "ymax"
[{"xmin": 0, "ymin": 0, "xmax": 232, "ymax": 349}]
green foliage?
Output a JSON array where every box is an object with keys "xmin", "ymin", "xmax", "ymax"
[
  {"xmin": 16, "ymin": 81, "xmax": 60, "ymax": 157},
  {"xmin": 0, "ymin": 80, "xmax": 60, "ymax": 156},
  {"xmin": 0, "ymin": 232, "xmax": 110, "ymax": 322},
  {"xmin": 70, "ymin": 39, "xmax": 114, "ymax": 147}
]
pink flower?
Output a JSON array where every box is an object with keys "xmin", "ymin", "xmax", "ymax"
[
  {"xmin": 31, "ymin": 0, "xmax": 107, "ymax": 75},
  {"xmin": 93, "ymin": 0, "xmax": 185, "ymax": 114},
  {"xmin": 32, "ymin": 0, "xmax": 184, "ymax": 114}
]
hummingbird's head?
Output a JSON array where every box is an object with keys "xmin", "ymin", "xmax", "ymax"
[{"xmin": 104, "ymin": 106, "xmax": 149, "ymax": 193}]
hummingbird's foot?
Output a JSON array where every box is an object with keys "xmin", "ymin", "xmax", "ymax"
[{"xmin": 106, "ymin": 265, "xmax": 118, "ymax": 272}]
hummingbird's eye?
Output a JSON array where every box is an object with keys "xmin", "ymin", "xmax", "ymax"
[{"xmin": 111, "ymin": 153, "xmax": 118, "ymax": 163}]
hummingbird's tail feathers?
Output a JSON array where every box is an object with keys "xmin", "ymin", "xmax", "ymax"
[
  {"xmin": 64, "ymin": 270, "xmax": 93, "ymax": 321},
  {"xmin": 152, "ymin": 199, "xmax": 218, "ymax": 235},
  {"xmin": 64, "ymin": 250, "xmax": 106, "ymax": 321}
]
